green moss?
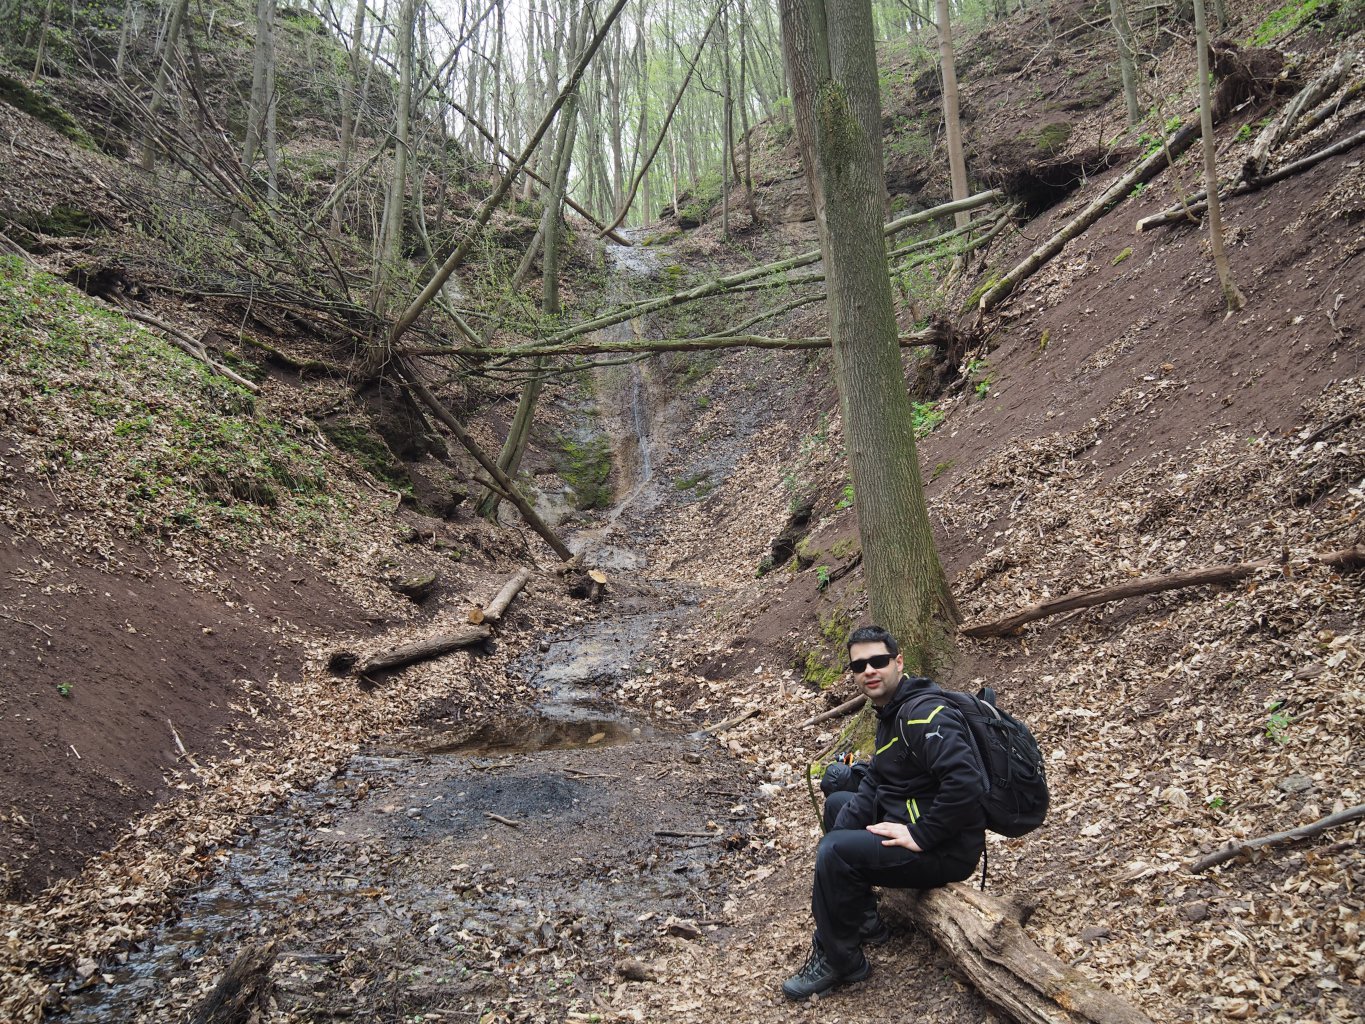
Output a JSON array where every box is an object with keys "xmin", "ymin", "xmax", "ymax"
[
  {"xmin": 554, "ymin": 432, "xmax": 613, "ymax": 509},
  {"xmin": 931, "ymin": 460, "xmax": 954, "ymax": 481},
  {"xmin": 1112, "ymin": 246, "xmax": 1133, "ymax": 266},
  {"xmin": 321, "ymin": 419, "xmax": 407, "ymax": 487},
  {"xmin": 830, "ymin": 537, "xmax": 859, "ymax": 559},
  {"xmin": 802, "ymin": 650, "xmax": 843, "ymax": 688},
  {"xmin": 1033, "ymin": 120, "xmax": 1073, "ymax": 154},
  {"xmin": 0, "ymin": 72, "xmax": 92, "ymax": 147}
]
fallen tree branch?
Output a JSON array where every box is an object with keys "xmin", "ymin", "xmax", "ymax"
[
  {"xmin": 331, "ymin": 623, "xmax": 491, "ymax": 677},
  {"xmin": 114, "ymin": 303, "xmax": 261, "ymax": 393},
  {"xmin": 797, "ymin": 694, "xmax": 866, "ymax": 728},
  {"xmin": 486, "ymin": 812, "xmax": 523, "ymax": 828},
  {"xmin": 979, "ymin": 119, "xmax": 1200, "ymax": 312},
  {"xmin": 696, "ymin": 707, "xmax": 760, "ymax": 736},
  {"xmin": 887, "ymin": 885, "xmax": 1156, "ymax": 1024},
  {"xmin": 1244, "ymin": 50, "xmax": 1357, "ymax": 181},
  {"xmin": 1190, "ymin": 803, "xmax": 1365, "ymax": 873},
  {"xmin": 961, "ymin": 545, "xmax": 1364, "ymax": 638},
  {"xmin": 1136, "ymin": 127, "xmax": 1365, "ymax": 231},
  {"xmin": 396, "ymin": 358, "xmax": 573, "ymax": 561}
]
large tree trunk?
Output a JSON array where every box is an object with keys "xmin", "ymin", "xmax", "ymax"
[
  {"xmin": 779, "ymin": 0, "xmax": 959, "ymax": 671},
  {"xmin": 372, "ymin": 0, "xmax": 416, "ymax": 319}
]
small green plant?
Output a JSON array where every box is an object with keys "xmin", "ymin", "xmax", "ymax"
[
  {"xmin": 1129, "ymin": 182, "xmax": 1148, "ymax": 199},
  {"xmin": 1205, "ymin": 795, "xmax": 1227, "ymax": 810},
  {"xmin": 931, "ymin": 460, "xmax": 954, "ymax": 481},
  {"xmin": 1039, "ymin": 329, "xmax": 1051, "ymax": 351},
  {"xmin": 56, "ymin": 683, "xmax": 72, "ymax": 697},
  {"xmin": 815, "ymin": 565, "xmax": 832, "ymax": 590},
  {"xmin": 975, "ymin": 378, "xmax": 992, "ymax": 399},
  {"xmin": 911, "ymin": 400, "xmax": 944, "ymax": 438},
  {"xmin": 834, "ymin": 483, "xmax": 855, "ymax": 510},
  {"xmin": 1264, "ymin": 700, "xmax": 1293, "ymax": 744},
  {"xmin": 1112, "ymin": 247, "xmax": 1133, "ymax": 266}
]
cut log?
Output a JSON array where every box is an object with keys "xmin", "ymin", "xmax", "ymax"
[
  {"xmin": 190, "ymin": 940, "xmax": 277, "ymax": 1024},
  {"xmin": 886, "ymin": 886, "xmax": 1155, "ymax": 1024},
  {"xmin": 1137, "ymin": 127, "xmax": 1365, "ymax": 230},
  {"xmin": 979, "ymin": 120, "xmax": 1201, "ymax": 312},
  {"xmin": 480, "ymin": 567, "xmax": 533, "ymax": 624},
  {"xmin": 1190, "ymin": 803, "xmax": 1365, "ymax": 873},
  {"xmin": 962, "ymin": 545, "xmax": 1364, "ymax": 638},
  {"xmin": 1243, "ymin": 50, "xmax": 1357, "ymax": 181}
]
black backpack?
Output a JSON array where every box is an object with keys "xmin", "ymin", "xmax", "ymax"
[{"xmin": 900, "ymin": 684, "xmax": 1048, "ymax": 838}]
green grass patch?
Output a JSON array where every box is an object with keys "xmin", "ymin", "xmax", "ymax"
[
  {"xmin": 0, "ymin": 258, "xmax": 341, "ymax": 538},
  {"xmin": 1246, "ymin": 0, "xmax": 1328, "ymax": 44}
]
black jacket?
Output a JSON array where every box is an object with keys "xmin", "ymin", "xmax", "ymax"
[{"xmin": 832, "ymin": 675, "xmax": 987, "ymax": 852}]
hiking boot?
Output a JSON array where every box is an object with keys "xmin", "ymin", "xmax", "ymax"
[
  {"xmin": 860, "ymin": 910, "xmax": 891, "ymax": 947},
  {"xmin": 781, "ymin": 943, "xmax": 870, "ymax": 1001}
]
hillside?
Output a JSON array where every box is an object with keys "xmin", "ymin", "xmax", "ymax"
[{"xmin": 1, "ymin": 1, "xmax": 1363, "ymax": 1022}]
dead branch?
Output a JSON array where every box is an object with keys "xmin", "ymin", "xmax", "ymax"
[
  {"xmin": 396, "ymin": 359, "xmax": 573, "ymax": 561},
  {"xmin": 979, "ymin": 119, "xmax": 1201, "ymax": 312},
  {"xmin": 697, "ymin": 708, "xmax": 760, "ymax": 735},
  {"xmin": 797, "ymin": 695, "xmax": 866, "ymax": 728},
  {"xmin": 1190, "ymin": 803, "xmax": 1365, "ymax": 873},
  {"xmin": 887, "ymin": 886, "xmax": 1156, "ymax": 1024},
  {"xmin": 962, "ymin": 545, "xmax": 1364, "ymax": 638},
  {"xmin": 1244, "ymin": 50, "xmax": 1358, "ymax": 181},
  {"xmin": 331, "ymin": 624, "xmax": 491, "ymax": 677},
  {"xmin": 1137, "ymin": 127, "xmax": 1365, "ymax": 230},
  {"xmin": 450, "ymin": 323, "xmax": 957, "ymax": 362},
  {"xmin": 654, "ymin": 829, "xmax": 723, "ymax": 839},
  {"xmin": 486, "ymin": 812, "xmax": 523, "ymax": 828},
  {"xmin": 114, "ymin": 303, "xmax": 261, "ymax": 393}
]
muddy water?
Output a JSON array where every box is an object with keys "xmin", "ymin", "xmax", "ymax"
[{"xmin": 57, "ymin": 598, "xmax": 755, "ymax": 1022}]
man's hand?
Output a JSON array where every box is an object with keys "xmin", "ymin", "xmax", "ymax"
[{"xmin": 866, "ymin": 821, "xmax": 922, "ymax": 851}]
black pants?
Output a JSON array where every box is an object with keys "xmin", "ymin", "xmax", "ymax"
[{"xmin": 814, "ymin": 791, "xmax": 982, "ymax": 973}]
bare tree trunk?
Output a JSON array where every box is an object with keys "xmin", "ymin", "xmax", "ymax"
[
  {"xmin": 29, "ymin": 0, "xmax": 56, "ymax": 85},
  {"xmin": 738, "ymin": 0, "xmax": 760, "ymax": 226},
  {"xmin": 239, "ymin": 0, "xmax": 278, "ymax": 217},
  {"xmin": 935, "ymin": 0, "xmax": 970, "ymax": 229},
  {"xmin": 332, "ymin": 0, "xmax": 369, "ymax": 237},
  {"xmin": 779, "ymin": 0, "xmax": 959, "ymax": 669},
  {"xmin": 1109, "ymin": 0, "xmax": 1141, "ymax": 126},
  {"xmin": 140, "ymin": 0, "xmax": 191, "ymax": 171},
  {"xmin": 1193, "ymin": 0, "xmax": 1246, "ymax": 313},
  {"xmin": 373, "ymin": 0, "xmax": 416, "ymax": 319}
]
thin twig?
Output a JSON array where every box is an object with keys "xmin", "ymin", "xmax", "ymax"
[{"xmin": 486, "ymin": 812, "xmax": 523, "ymax": 828}]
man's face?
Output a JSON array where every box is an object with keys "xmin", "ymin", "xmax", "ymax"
[{"xmin": 848, "ymin": 641, "xmax": 903, "ymax": 707}]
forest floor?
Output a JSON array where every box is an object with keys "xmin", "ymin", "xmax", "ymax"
[{"xmin": 2, "ymin": 2, "xmax": 1364, "ymax": 1023}]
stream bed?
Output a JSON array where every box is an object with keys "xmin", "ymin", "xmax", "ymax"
[{"xmin": 56, "ymin": 596, "xmax": 760, "ymax": 1023}]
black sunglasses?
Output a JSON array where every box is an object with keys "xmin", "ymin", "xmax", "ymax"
[{"xmin": 848, "ymin": 653, "xmax": 894, "ymax": 673}]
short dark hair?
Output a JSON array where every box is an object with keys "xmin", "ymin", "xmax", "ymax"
[{"xmin": 847, "ymin": 625, "xmax": 899, "ymax": 656}]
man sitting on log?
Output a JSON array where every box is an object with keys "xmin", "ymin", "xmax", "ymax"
[{"xmin": 782, "ymin": 625, "xmax": 987, "ymax": 1001}]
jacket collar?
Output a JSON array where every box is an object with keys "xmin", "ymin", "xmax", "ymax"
[{"xmin": 875, "ymin": 674, "xmax": 937, "ymax": 719}]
